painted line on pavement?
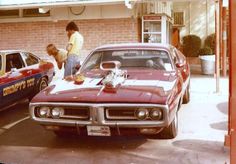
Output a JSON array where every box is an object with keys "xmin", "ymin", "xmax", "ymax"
[{"xmin": 2, "ymin": 116, "xmax": 30, "ymax": 130}]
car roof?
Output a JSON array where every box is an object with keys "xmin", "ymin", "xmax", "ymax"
[
  {"xmin": 0, "ymin": 50, "xmax": 25, "ymax": 55},
  {"xmin": 94, "ymin": 43, "xmax": 174, "ymax": 51}
]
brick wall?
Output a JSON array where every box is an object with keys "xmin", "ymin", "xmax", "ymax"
[{"xmin": 0, "ymin": 18, "xmax": 139, "ymax": 60}]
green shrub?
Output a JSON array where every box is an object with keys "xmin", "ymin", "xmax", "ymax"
[
  {"xmin": 182, "ymin": 35, "xmax": 201, "ymax": 57},
  {"xmin": 198, "ymin": 46, "xmax": 213, "ymax": 56},
  {"xmin": 204, "ymin": 33, "xmax": 215, "ymax": 54}
]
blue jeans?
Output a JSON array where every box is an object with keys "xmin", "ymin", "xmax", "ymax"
[{"xmin": 64, "ymin": 54, "xmax": 80, "ymax": 77}]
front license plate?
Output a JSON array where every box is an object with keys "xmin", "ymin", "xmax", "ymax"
[{"xmin": 87, "ymin": 126, "xmax": 111, "ymax": 136}]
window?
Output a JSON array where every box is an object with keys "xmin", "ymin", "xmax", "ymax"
[
  {"xmin": 23, "ymin": 8, "xmax": 50, "ymax": 17},
  {"xmin": 0, "ymin": 10, "xmax": 19, "ymax": 18},
  {"xmin": 5, "ymin": 53, "xmax": 25, "ymax": 72},
  {"xmin": 173, "ymin": 12, "xmax": 185, "ymax": 27},
  {"xmin": 22, "ymin": 52, "xmax": 39, "ymax": 66}
]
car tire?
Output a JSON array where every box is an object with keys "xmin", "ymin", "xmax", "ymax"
[
  {"xmin": 37, "ymin": 77, "xmax": 48, "ymax": 92},
  {"xmin": 159, "ymin": 112, "xmax": 178, "ymax": 139},
  {"xmin": 29, "ymin": 77, "xmax": 48, "ymax": 101},
  {"xmin": 182, "ymin": 83, "xmax": 190, "ymax": 104}
]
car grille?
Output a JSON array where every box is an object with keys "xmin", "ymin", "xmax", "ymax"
[
  {"xmin": 61, "ymin": 107, "xmax": 90, "ymax": 120},
  {"xmin": 105, "ymin": 107, "xmax": 137, "ymax": 120}
]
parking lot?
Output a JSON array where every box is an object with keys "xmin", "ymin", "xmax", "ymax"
[{"xmin": 0, "ymin": 71, "xmax": 229, "ymax": 164}]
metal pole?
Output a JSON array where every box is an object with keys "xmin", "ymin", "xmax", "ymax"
[{"xmin": 215, "ymin": 0, "xmax": 220, "ymax": 93}]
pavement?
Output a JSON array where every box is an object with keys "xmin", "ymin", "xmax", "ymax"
[{"xmin": 0, "ymin": 66, "xmax": 230, "ymax": 164}]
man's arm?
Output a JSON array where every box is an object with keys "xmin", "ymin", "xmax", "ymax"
[
  {"xmin": 67, "ymin": 33, "xmax": 76, "ymax": 54},
  {"xmin": 66, "ymin": 43, "xmax": 73, "ymax": 53}
]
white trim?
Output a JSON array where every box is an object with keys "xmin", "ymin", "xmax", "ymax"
[{"xmin": 0, "ymin": 0, "xmax": 138, "ymax": 10}]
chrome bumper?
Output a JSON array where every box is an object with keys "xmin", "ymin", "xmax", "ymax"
[{"xmin": 29, "ymin": 102, "xmax": 173, "ymax": 128}]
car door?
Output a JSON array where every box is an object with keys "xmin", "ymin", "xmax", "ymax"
[
  {"xmin": 0, "ymin": 53, "xmax": 27, "ymax": 107},
  {"xmin": 21, "ymin": 52, "xmax": 41, "ymax": 95}
]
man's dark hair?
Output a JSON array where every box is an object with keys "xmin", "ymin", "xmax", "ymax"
[
  {"xmin": 66, "ymin": 21, "xmax": 79, "ymax": 31},
  {"xmin": 47, "ymin": 43, "xmax": 55, "ymax": 49}
]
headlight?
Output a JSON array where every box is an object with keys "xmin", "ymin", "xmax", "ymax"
[
  {"xmin": 135, "ymin": 108, "xmax": 149, "ymax": 120},
  {"xmin": 150, "ymin": 109, "xmax": 163, "ymax": 120},
  {"xmin": 38, "ymin": 106, "xmax": 50, "ymax": 118},
  {"xmin": 51, "ymin": 107, "xmax": 64, "ymax": 119}
]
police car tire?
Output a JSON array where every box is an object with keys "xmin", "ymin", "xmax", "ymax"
[
  {"xmin": 37, "ymin": 77, "xmax": 48, "ymax": 92},
  {"xmin": 28, "ymin": 77, "xmax": 48, "ymax": 101}
]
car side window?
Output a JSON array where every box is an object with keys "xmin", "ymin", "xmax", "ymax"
[
  {"xmin": 5, "ymin": 53, "xmax": 25, "ymax": 72},
  {"xmin": 22, "ymin": 52, "xmax": 39, "ymax": 66}
]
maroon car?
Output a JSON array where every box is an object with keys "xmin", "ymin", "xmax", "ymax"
[{"xmin": 29, "ymin": 43, "xmax": 190, "ymax": 139}]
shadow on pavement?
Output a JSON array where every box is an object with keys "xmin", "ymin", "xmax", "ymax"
[
  {"xmin": 210, "ymin": 121, "xmax": 228, "ymax": 131},
  {"xmin": 0, "ymin": 119, "xmax": 147, "ymax": 150},
  {"xmin": 172, "ymin": 139, "xmax": 228, "ymax": 155},
  {"xmin": 217, "ymin": 102, "xmax": 228, "ymax": 115},
  {"xmin": 0, "ymin": 101, "xmax": 29, "ymax": 127}
]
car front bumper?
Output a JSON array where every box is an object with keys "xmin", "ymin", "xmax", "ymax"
[{"xmin": 29, "ymin": 102, "xmax": 177, "ymax": 135}]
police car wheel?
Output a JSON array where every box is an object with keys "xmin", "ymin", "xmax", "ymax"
[
  {"xmin": 38, "ymin": 77, "xmax": 48, "ymax": 91},
  {"xmin": 28, "ymin": 77, "xmax": 48, "ymax": 101}
]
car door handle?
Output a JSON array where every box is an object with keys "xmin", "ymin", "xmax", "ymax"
[{"xmin": 27, "ymin": 70, "xmax": 32, "ymax": 74}]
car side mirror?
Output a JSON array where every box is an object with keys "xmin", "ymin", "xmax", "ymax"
[{"xmin": 176, "ymin": 63, "xmax": 184, "ymax": 68}]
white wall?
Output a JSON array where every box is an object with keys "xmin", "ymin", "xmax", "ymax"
[
  {"xmin": 51, "ymin": 4, "xmax": 134, "ymax": 21},
  {"xmin": 173, "ymin": 0, "xmax": 215, "ymax": 42},
  {"xmin": 0, "ymin": 4, "xmax": 134, "ymax": 23}
]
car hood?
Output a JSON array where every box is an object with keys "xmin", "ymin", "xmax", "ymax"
[{"xmin": 32, "ymin": 71, "xmax": 178, "ymax": 105}]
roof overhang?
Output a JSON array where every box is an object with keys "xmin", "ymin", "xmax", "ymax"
[{"xmin": 0, "ymin": 0, "xmax": 138, "ymax": 10}]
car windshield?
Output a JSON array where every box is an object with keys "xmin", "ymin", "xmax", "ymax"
[{"xmin": 80, "ymin": 50, "xmax": 173, "ymax": 77}]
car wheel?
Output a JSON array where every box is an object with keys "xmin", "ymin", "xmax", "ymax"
[
  {"xmin": 38, "ymin": 77, "xmax": 48, "ymax": 92},
  {"xmin": 182, "ymin": 83, "xmax": 190, "ymax": 104},
  {"xmin": 159, "ymin": 112, "xmax": 178, "ymax": 139}
]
